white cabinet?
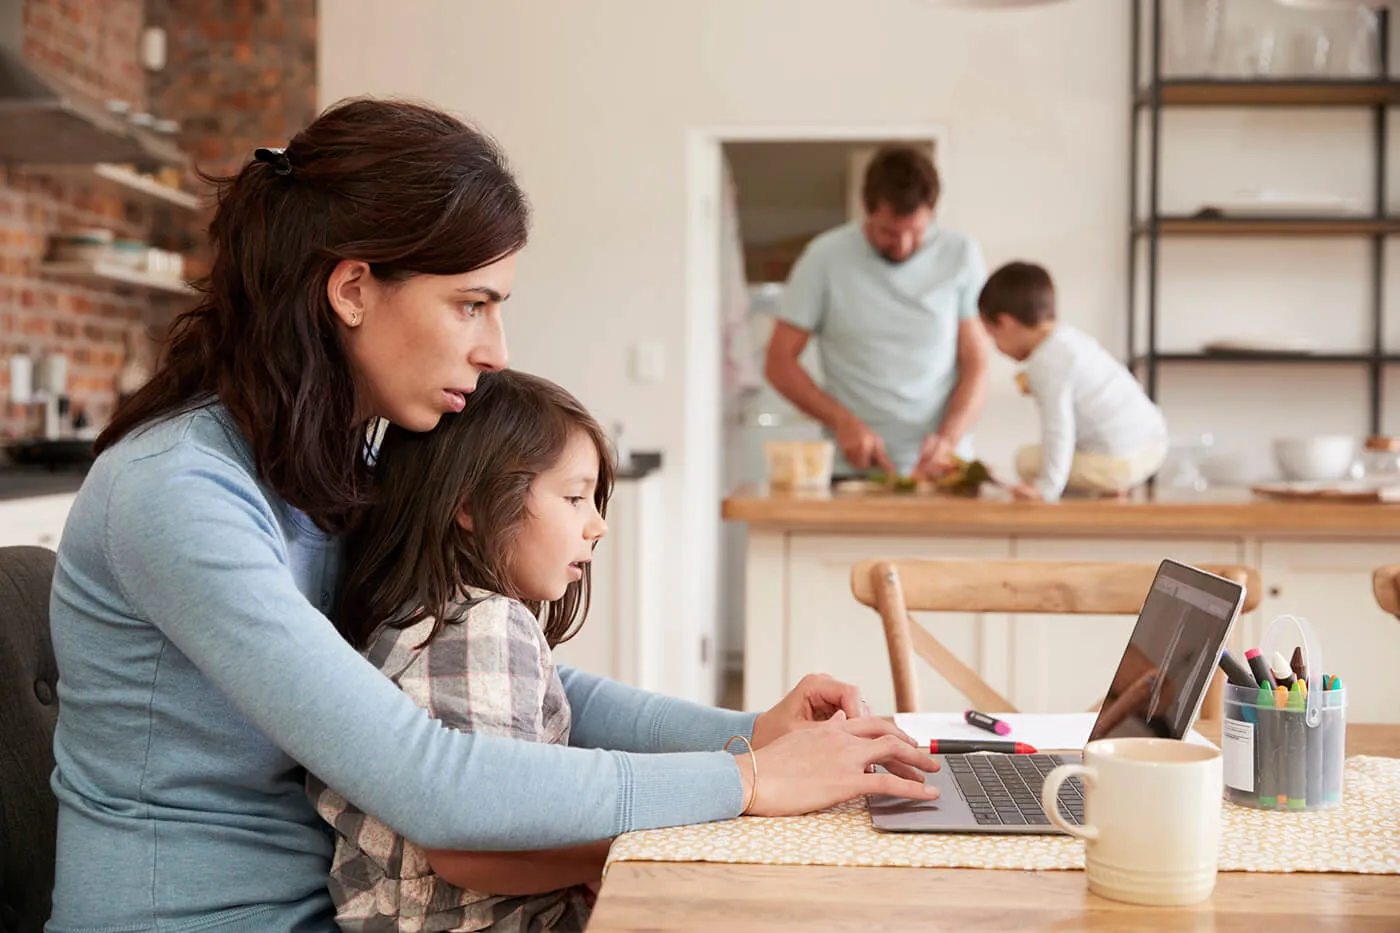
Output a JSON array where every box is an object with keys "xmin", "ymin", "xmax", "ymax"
[
  {"xmin": 0, "ymin": 493, "xmax": 76, "ymax": 550},
  {"xmin": 1257, "ymin": 539, "xmax": 1400, "ymax": 724},
  {"xmin": 550, "ymin": 474, "xmax": 667, "ymax": 693},
  {"xmin": 746, "ymin": 533, "xmax": 1012, "ymax": 713}
]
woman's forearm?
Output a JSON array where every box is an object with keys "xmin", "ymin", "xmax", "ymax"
[{"xmin": 424, "ymin": 839, "xmax": 613, "ymax": 895}]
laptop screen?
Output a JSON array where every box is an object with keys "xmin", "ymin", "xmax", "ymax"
[{"xmin": 1087, "ymin": 560, "xmax": 1244, "ymax": 743}]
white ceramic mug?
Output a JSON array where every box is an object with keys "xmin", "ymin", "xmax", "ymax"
[{"xmin": 1041, "ymin": 737, "xmax": 1222, "ymax": 907}]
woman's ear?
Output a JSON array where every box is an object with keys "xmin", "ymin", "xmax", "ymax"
[
  {"xmin": 327, "ymin": 259, "xmax": 372, "ymax": 328},
  {"xmin": 455, "ymin": 503, "xmax": 474, "ymax": 533}
]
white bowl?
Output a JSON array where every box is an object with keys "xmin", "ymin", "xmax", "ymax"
[{"xmin": 1272, "ymin": 437, "xmax": 1358, "ymax": 482}]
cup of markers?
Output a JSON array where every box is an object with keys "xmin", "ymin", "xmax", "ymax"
[{"xmin": 1218, "ymin": 615, "xmax": 1346, "ymax": 811}]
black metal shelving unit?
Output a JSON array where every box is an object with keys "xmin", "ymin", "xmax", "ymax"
[{"xmin": 1129, "ymin": 0, "xmax": 1397, "ymax": 435}]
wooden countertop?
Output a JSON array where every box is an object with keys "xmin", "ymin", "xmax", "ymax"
[{"xmin": 722, "ymin": 484, "xmax": 1400, "ymax": 534}]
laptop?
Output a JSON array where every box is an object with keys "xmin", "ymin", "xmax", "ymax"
[{"xmin": 868, "ymin": 558, "xmax": 1246, "ymax": 834}]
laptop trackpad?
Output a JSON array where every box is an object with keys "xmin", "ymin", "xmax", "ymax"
[{"xmin": 867, "ymin": 759, "xmax": 973, "ymax": 828}]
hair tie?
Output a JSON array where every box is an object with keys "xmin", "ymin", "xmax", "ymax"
[{"xmin": 253, "ymin": 146, "xmax": 292, "ymax": 176}]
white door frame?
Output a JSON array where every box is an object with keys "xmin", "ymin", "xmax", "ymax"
[{"xmin": 682, "ymin": 123, "xmax": 946, "ymax": 705}]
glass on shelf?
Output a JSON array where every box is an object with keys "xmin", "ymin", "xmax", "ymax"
[
  {"xmin": 1162, "ymin": 0, "xmax": 1383, "ymax": 80},
  {"xmin": 1160, "ymin": 433, "xmax": 1217, "ymax": 493}
]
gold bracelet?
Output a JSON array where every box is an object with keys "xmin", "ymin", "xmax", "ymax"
[{"xmin": 725, "ymin": 734, "xmax": 758, "ymax": 815}]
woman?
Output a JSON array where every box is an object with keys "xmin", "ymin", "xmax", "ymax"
[{"xmin": 46, "ymin": 98, "xmax": 938, "ymax": 932}]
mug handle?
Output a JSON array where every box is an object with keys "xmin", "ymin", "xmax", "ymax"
[{"xmin": 1041, "ymin": 764, "xmax": 1098, "ymax": 841}]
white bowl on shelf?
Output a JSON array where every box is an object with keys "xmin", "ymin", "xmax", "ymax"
[{"xmin": 1272, "ymin": 437, "xmax": 1358, "ymax": 482}]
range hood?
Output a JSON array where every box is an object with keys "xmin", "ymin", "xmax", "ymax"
[{"xmin": 0, "ymin": 0, "xmax": 183, "ymax": 167}]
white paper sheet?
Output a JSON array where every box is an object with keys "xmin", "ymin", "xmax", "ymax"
[{"xmin": 893, "ymin": 711, "xmax": 1215, "ymax": 751}]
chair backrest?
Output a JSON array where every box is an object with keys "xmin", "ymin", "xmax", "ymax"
[
  {"xmin": 850, "ymin": 558, "xmax": 1262, "ymax": 715},
  {"xmin": 1373, "ymin": 565, "xmax": 1400, "ymax": 618},
  {"xmin": 0, "ymin": 546, "xmax": 59, "ymax": 933}
]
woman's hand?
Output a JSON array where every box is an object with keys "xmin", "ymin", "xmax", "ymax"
[
  {"xmin": 738, "ymin": 712, "xmax": 941, "ymax": 816},
  {"xmin": 751, "ymin": 673, "xmax": 907, "ymax": 749}
]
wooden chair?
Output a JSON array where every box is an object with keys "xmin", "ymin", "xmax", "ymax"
[
  {"xmin": 850, "ymin": 558, "xmax": 1262, "ymax": 717},
  {"xmin": 1373, "ymin": 565, "xmax": 1400, "ymax": 618}
]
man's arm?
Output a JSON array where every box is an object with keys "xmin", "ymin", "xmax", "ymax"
[
  {"xmin": 764, "ymin": 320, "xmax": 846, "ymax": 429},
  {"xmin": 935, "ymin": 316, "xmax": 991, "ymax": 448},
  {"xmin": 766, "ymin": 322, "xmax": 894, "ymax": 474}
]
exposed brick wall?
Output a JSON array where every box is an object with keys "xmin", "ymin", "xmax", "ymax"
[
  {"xmin": 0, "ymin": 0, "xmax": 317, "ymax": 441},
  {"xmin": 147, "ymin": 0, "xmax": 318, "ymax": 179}
]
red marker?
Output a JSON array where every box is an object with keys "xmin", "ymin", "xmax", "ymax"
[{"xmin": 928, "ymin": 740, "xmax": 1038, "ymax": 755}]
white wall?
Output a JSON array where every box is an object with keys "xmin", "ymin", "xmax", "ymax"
[{"xmin": 321, "ymin": 0, "xmax": 1386, "ymax": 698}]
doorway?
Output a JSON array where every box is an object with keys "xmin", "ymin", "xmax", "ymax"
[{"xmin": 684, "ymin": 127, "xmax": 943, "ymax": 703}]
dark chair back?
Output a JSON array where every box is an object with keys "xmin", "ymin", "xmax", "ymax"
[{"xmin": 0, "ymin": 546, "xmax": 58, "ymax": 933}]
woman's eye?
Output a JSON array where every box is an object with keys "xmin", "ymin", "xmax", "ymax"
[
  {"xmin": 461, "ymin": 301, "xmax": 485, "ymax": 318},
  {"xmin": 566, "ymin": 496, "xmax": 586, "ymax": 505}
]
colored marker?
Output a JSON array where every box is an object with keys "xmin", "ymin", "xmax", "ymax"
[
  {"xmin": 1274, "ymin": 686, "xmax": 1290, "ymax": 807},
  {"xmin": 1257, "ymin": 683, "xmax": 1277, "ymax": 808},
  {"xmin": 964, "ymin": 710, "xmax": 1012, "ymax": 736},
  {"xmin": 928, "ymin": 740, "xmax": 1038, "ymax": 755},
  {"xmin": 1286, "ymin": 681, "xmax": 1307, "ymax": 809},
  {"xmin": 1271, "ymin": 651, "xmax": 1296, "ymax": 690},
  {"xmin": 1218, "ymin": 649, "xmax": 1258, "ymax": 688},
  {"xmin": 1290, "ymin": 646, "xmax": 1307, "ymax": 685},
  {"xmin": 1323, "ymin": 676, "xmax": 1345, "ymax": 804},
  {"xmin": 1246, "ymin": 649, "xmax": 1277, "ymax": 690}
]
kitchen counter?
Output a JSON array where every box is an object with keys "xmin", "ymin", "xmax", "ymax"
[
  {"xmin": 722, "ymin": 483, "xmax": 1400, "ymax": 535},
  {"xmin": 724, "ymin": 482, "xmax": 1400, "ymax": 722},
  {"xmin": 0, "ymin": 464, "xmax": 89, "ymax": 501}
]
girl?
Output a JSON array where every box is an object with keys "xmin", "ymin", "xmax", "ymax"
[
  {"xmin": 311, "ymin": 370, "xmax": 616, "ymax": 931},
  {"xmin": 47, "ymin": 98, "xmax": 938, "ymax": 932}
]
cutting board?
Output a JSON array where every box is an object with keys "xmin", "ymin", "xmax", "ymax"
[{"xmin": 1251, "ymin": 480, "xmax": 1400, "ymax": 503}]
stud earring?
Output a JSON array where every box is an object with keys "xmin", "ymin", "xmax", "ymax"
[{"xmin": 349, "ymin": 310, "xmax": 361, "ymax": 326}]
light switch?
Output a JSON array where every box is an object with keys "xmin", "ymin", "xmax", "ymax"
[{"xmin": 629, "ymin": 341, "xmax": 665, "ymax": 384}]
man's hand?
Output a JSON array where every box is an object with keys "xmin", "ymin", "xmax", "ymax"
[
  {"xmin": 834, "ymin": 413, "xmax": 894, "ymax": 474},
  {"xmin": 912, "ymin": 433, "xmax": 957, "ymax": 480}
]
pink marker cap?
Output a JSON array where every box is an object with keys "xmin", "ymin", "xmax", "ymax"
[
  {"xmin": 992, "ymin": 720, "xmax": 1011, "ymax": 736},
  {"xmin": 1245, "ymin": 648, "xmax": 1262, "ymax": 660}
]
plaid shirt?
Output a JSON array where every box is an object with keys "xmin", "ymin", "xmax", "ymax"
[{"xmin": 308, "ymin": 588, "xmax": 593, "ymax": 932}]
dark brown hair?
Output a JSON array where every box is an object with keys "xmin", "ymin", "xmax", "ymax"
[
  {"xmin": 861, "ymin": 145, "xmax": 940, "ymax": 215},
  {"xmin": 96, "ymin": 98, "xmax": 530, "ymax": 534},
  {"xmin": 978, "ymin": 261, "xmax": 1057, "ymax": 327},
  {"xmin": 336, "ymin": 370, "xmax": 616, "ymax": 650}
]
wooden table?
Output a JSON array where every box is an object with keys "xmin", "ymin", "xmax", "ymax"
[{"xmin": 589, "ymin": 724, "xmax": 1400, "ymax": 932}]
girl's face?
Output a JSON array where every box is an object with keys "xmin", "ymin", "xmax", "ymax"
[
  {"xmin": 508, "ymin": 429, "xmax": 609, "ymax": 602},
  {"xmin": 330, "ymin": 253, "xmax": 517, "ymax": 431}
]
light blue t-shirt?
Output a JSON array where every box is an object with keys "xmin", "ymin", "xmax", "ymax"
[
  {"xmin": 46, "ymin": 401, "xmax": 755, "ymax": 933},
  {"xmin": 779, "ymin": 222, "xmax": 986, "ymax": 475}
]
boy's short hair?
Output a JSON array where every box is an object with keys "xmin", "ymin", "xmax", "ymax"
[
  {"xmin": 978, "ymin": 261, "xmax": 1056, "ymax": 327},
  {"xmin": 862, "ymin": 146, "xmax": 940, "ymax": 215}
]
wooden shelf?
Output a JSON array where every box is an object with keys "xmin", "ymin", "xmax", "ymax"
[
  {"xmin": 1132, "ymin": 352, "xmax": 1400, "ymax": 366},
  {"xmin": 27, "ymin": 163, "xmax": 201, "ymax": 211},
  {"xmin": 39, "ymin": 261, "xmax": 196, "ymax": 296},
  {"xmin": 1136, "ymin": 216, "xmax": 1400, "ymax": 236},
  {"xmin": 1138, "ymin": 80, "xmax": 1400, "ymax": 108}
]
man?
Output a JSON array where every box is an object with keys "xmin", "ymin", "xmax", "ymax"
[{"xmin": 765, "ymin": 145, "xmax": 990, "ymax": 479}]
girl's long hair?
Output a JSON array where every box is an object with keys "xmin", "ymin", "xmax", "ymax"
[{"xmin": 336, "ymin": 370, "xmax": 616, "ymax": 649}]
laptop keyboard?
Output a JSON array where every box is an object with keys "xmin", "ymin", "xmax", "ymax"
[{"xmin": 946, "ymin": 754, "xmax": 1085, "ymax": 827}]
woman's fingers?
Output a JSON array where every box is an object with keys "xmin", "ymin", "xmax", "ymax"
[
  {"xmin": 878, "ymin": 760, "xmax": 930, "ymax": 783},
  {"xmin": 841, "ymin": 716, "xmax": 917, "ymax": 746},
  {"xmin": 863, "ymin": 733, "xmax": 941, "ymax": 774},
  {"xmin": 858, "ymin": 769, "xmax": 940, "ymax": 800}
]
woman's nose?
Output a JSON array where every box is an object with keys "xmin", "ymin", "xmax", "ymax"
[{"xmin": 469, "ymin": 318, "xmax": 508, "ymax": 371}]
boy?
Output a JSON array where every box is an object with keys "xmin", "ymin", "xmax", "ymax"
[{"xmin": 978, "ymin": 262, "xmax": 1167, "ymax": 502}]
